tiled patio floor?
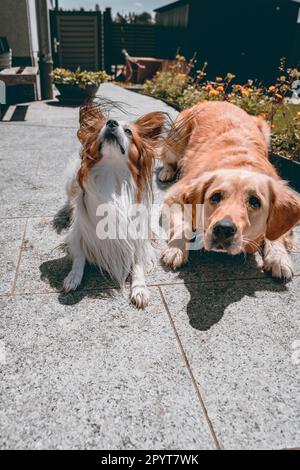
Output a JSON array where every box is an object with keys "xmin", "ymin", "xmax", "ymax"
[{"xmin": 0, "ymin": 84, "xmax": 299, "ymax": 450}]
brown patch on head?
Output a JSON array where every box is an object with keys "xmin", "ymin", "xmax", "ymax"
[
  {"xmin": 267, "ymin": 180, "xmax": 300, "ymax": 241},
  {"xmin": 77, "ymin": 103, "xmax": 106, "ymax": 190}
]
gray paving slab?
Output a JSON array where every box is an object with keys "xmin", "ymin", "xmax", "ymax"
[
  {"xmin": 0, "ymin": 219, "xmax": 26, "ymax": 295},
  {"xmin": 0, "ymin": 149, "xmax": 74, "ymax": 218},
  {"xmin": 161, "ymin": 279, "xmax": 300, "ymax": 450},
  {"xmin": 15, "ymin": 217, "xmax": 115, "ymax": 296},
  {"xmin": 0, "ymin": 291, "xmax": 215, "ymax": 450},
  {"xmin": 1, "ymin": 83, "xmax": 300, "ymax": 450},
  {"xmin": 0, "ymin": 124, "xmax": 79, "ymax": 151}
]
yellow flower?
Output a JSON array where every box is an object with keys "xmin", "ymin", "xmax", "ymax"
[
  {"xmin": 275, "ymin": 93, "xmax": 283, "ymax": 100},
  {"xmin": 216, "ymin": 86, "xmax": 224, "ymax": 92},
  {"xmin": 216, "ymin": 77, "xmax": 223, "ymax": 82},
  {"xmin": 209, "ymin": 90, "xmax": 219, "ymax": 97},
  {"xmin": 293, "ymin": 112, "xmax": 300, "ymax": 121},
  {"xmin": 242, "ymin": 89, "xmax": 250, "ymax": 97}
]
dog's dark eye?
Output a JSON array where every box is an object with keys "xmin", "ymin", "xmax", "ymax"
[
  {"xmin": 210, "ymin": 193, "xmax": 223, "ymax": 204},
  {"xmin": 249, "ymin": 196, "xmax": 261, "ymax": 209},
  {"xmin": 124, "ymin": 128, "xmax": 132, "ymax": 136}
]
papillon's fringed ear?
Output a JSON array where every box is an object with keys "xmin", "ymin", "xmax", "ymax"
[
  {"xmin": 135, "ymin": 112, "xmax": 172, "ymax": 143},
  {"xmin": 78, "ymin": 101, "xmax": 104, "ymax": 145}
]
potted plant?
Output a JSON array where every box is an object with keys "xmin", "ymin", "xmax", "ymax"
[{"xmin": 51, "ymin": 68, "xmax": 111, "ymax": 102}]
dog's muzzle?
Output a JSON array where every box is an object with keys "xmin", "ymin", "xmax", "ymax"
[{"xmin": 102, "ymin": 120, "xmax": 125, "ymax": 154}]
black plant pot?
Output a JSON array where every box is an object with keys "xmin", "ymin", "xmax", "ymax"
[
  {"xmin": 270, "ymin": 153, "xmax": 300, "ymax": 193},
  {"xmin": 55, "ymin": 83, "xmax": 99, "ymax": 103}
]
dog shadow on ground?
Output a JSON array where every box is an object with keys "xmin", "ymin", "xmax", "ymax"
[
  {"xmin": 161, "ymin": 249, "xmax": 289, "ymax": 332},
  {"xmin": 39, "ymin": 256, "xmax": 118, "ymax": 306}
]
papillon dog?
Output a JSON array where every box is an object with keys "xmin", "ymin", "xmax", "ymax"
[{"xmin": 54, "ymin": 100, "xmax": 166, "ymax": 308}]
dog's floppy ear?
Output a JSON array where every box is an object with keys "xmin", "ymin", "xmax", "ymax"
[
  {"xmin": 254, "ymin": 116, "xmax": 271, "ymax": 148},
  {"xmin": 135, "ymin": 112, "xmax": 166, "ymax": 141},
  {"xmin": 165, "ymin": 173, "xmax": 215, "ymax": 231},
  {"xmin": 179, "ymin": 173, "xmax": 216, "ymax": 206},
  {"xmin": 267, "ymin": 179, "xmax": 300, "ymax": 241}
]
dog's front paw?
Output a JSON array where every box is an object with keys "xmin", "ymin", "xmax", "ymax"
[
  {"xmin": 264, "ymin": 254, "xmax": 294, "ymax": 281},
  {"xmin": 63, "ymin": 271, "xmax": 83, "ymax": 292},
  {"xmin": 158, "ymin": 166, "xmax": 176, "ymax": 183},
  {"xmin": 130, "ymin": 286, "xmax": 150, "ymax": 309},
  {"xmin": 162, "ymin": 246, "xmax": 188, "ymax": 270}
]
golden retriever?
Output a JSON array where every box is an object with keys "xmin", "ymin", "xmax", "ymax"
[{"xmin": 159, "ymin": 101, "xmax": 300, "ymax": 280}]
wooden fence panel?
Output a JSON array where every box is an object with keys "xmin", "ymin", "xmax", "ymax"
[{"xmin": 50, "ymin": 11, "xmax": 102, "ymax": 71}]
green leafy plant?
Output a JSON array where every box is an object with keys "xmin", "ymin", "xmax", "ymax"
[
  {"xmin": 51, "ymin": 68, "xmax": 111, "ymax": 88},
  {"xmin": 143, "ymin": 54, "xmax": 195, "ymax": 105}
]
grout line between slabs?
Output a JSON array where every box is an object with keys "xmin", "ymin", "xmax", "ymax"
[
  {"xmin": 158, "ymin": 286, "xmax": 222, "ymax": 450},
  {"xmin": 0, "ymin": 215, "xmax": 55, "ymax": 220},
  {"xmin": 11, "ymin": 219, "xmax": 28, "ymax": 296},
  {"xmin": 6, "ymin": 271, "xmax": 300, "ymax": 298},
  {"xmin": 1, "ymin": 123, "xmax": 78, "ymax": 130}
]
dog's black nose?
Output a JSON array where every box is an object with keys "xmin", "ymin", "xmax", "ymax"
[
  {"xmin": 107, "ymin": 120, "xmax": 119, "ymax": 129},
  {"xmin": 213, "ymin": 220, "xmax": 237, "ymax": 240}
]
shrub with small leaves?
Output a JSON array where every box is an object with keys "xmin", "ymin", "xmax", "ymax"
[
  {"xmin": 51, "ymin": 68, "xmax": 111, "ymax": 88},
  {"xmin": 142, "ymin": 56, "xmax": 300, "ymax": 161}
]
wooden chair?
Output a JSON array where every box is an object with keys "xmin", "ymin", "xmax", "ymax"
[{"xmin": 122, "ymin": 49, "xmax": 164, "ymax": 84}]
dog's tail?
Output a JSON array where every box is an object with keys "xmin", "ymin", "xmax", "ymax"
[
  {"xmin": 53, "ymin": 153, "xmax": 81, "ymax": 234},
  {"xmin": 53, "ymin": 202, "xmax": 74, "ymax": 234}
]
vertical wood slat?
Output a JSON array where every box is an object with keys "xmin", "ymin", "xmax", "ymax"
[{"xmin": 55, "ymin": 13, "xmax": 101, "ymax": 71}]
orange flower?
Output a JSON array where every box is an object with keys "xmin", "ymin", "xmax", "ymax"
[
  {"xmin": 216, "ymin": 86, "xmax": 224, "ymax": 92},
  {"xmin": 258, "ymin": 113, "xmax": 267, "ymax": 120},
  {"xmin": 293, "ymin": 112, "xmax": 300, "ymax": 121},
  {"xmin": 216, "ymin": 77, "xmax": 223, "ymax": 82},
  {"xmin": 242, "ymin": 89, "xmax": 250, "ymax": 97},
  {"xmin": 206, "ymin": 84, "xmax": 212, "ymax": 91},
  {"xmin": 209, "ymin": 90, "xmax": 219, "ymax": 97},
  {"xmin": 268, "ymin": 86, "xmax": 276, "ymax": 92},
  {"xmin": 275, "ymin": 93, "xmax": 283, "ymax": 100}
]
